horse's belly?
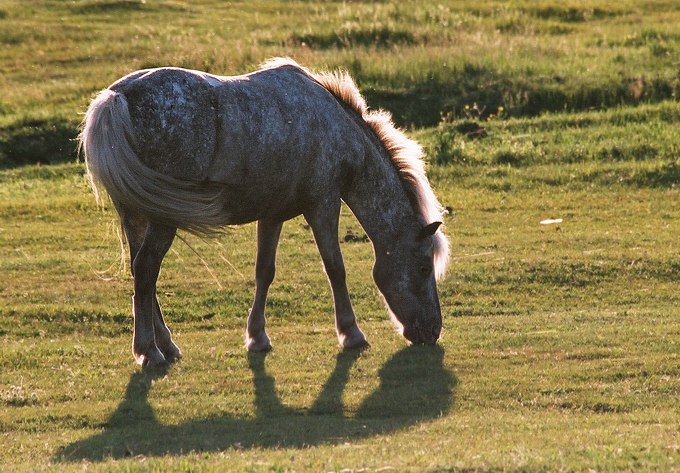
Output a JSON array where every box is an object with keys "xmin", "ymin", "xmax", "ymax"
[
  {"xmin": 219, "ymin": 185, "xmax": 306, "ymax": 224},
  {"xmin": 209, "ymin": 134, "xmax": 325, "ymax": 223}
]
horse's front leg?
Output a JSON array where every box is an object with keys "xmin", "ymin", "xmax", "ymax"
[
  {"xmin": 246, "ymin": 219, "xmax": 283, "ymax": 352},
  {"xmin": 305, "ymin": 204, "xmax": 368, "ymax": 349},
  {"xmin": 131, "ymin": 223, "xmax": 177, "ymax": 367}
]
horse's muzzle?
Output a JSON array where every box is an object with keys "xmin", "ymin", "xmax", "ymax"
[{"xmin": 404, "ymin": 321, "xmax": 441, "ymax": 345}]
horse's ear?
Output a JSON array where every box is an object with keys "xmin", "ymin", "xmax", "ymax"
[{"xmin": 417, "ymin": 221, "xmax": 442, "ymax": 241}]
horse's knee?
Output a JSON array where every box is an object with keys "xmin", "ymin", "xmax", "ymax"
[
  {"xmin": 322, "ymin": 258, "xmax": 346, "ymax": 285},
  {"xmin": 255, "ymin": 261, "xmax": 276, "ymax": 288},
  {"xmin": 132, "ymin": 259, "xmax": 160, "ymax": 295}
]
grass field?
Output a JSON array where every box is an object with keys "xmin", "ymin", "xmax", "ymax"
[{"xmin": 1, "ymin": 1, "xmax": 680, "ymax": 472}]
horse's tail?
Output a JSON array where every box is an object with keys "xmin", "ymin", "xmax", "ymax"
[{"xmin": 80, "ymin": 88, "xmax": 226, "ymax": 236}]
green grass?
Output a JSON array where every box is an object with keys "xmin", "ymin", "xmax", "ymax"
[{"xmin": 2, "ymin": 0, "xmax": 680, "ymax": 471}]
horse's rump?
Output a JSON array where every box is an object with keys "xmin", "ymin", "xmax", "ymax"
[{"xmin": 80, "ymin": 88, "xmax": 228, "ymax": 235}]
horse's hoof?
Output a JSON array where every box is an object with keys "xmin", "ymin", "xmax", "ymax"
[
  {"xmin": 161, "ymin": 342, "xmax": 182, "ymax": 363},
  {"xmin": 342, "ymin": 338, "xmax": 370, "ymax": 350},
  {"xmin": 339, "ymin": 327, "xmax": 369, "ymax": 350},
  {"xmin": 246, "ymin": 332, "xmax": 272, "ymax": 352},
  {"xmin": 166, "ymin": 352, "xmax": 182, "ymax": 363},
  {"xmin": 136, "ymin": 346, "xmax": 168, "ymax": 369}
]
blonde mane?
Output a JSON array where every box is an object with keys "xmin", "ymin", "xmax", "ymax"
[{"xmin": 262, "ymin": 58, "xmax": 450, "ymax": 279}]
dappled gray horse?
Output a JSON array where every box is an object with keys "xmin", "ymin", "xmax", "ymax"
[{"xmin": 80, "ymin": 58, "xmax": 449, "ymax": 367}]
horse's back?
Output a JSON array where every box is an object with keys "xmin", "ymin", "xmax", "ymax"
[
  {"xmin": 212, "ymin": 65, "xmax": 367, "ymax": 221},
  {"xmin": 211, "ymin": 66, "xmax": 360, "ymax": 176}
]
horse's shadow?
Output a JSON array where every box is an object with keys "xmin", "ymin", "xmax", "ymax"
[{"xmin": 55, "ymin": 345, "xmax": 456, "ymax": 462}]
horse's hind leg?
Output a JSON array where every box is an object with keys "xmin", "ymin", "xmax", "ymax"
[
  {"xmin": 246, "ymin": 219, "xmax": 283, "ymax": 352},
  {"xmin": 150, "ymin": 293, "xmax": 182, "ymax": 362},
  {"xmin": 119, "ymin": 208, "xmax": 178, "ymax": 367},
  {"xmin": 305, "ymin": 202, "xmax": 368, "ymax": 349}
]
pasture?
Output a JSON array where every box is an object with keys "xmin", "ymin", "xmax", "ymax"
[{"xmin": 1, "ymin": 1, "xmax": 679, "ymax": 471}]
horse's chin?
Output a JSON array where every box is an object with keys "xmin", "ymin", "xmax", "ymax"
[
  {"xmin": 403, "ymin": 326, "xmax": 440, "ymax": 345},
  {"xmin": 401, "ymin": 318, "xmax": 441, "ymax": 345}
]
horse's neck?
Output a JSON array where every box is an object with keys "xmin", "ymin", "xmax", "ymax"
[{"xmin": 343, "ymin": 148, "xmax": 419, "ymax": 249}]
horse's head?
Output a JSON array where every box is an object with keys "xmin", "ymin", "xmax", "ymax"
[{"xmin": 373, "ymin": 221, "xmax": 445, "ymax": 345}]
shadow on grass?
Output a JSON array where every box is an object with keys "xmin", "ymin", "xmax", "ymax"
[{"xmin": 55, "ymin": 345, "xmax": 456, "ymax": 461}]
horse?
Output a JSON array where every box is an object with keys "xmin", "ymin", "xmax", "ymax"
[{"xmin": 80, "ymin": 58, "xmax": 449, "ymax": 368}]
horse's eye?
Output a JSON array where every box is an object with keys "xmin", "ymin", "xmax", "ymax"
[{"xmin": 420, "ymin": 264, "xmax": 432, "ymax": 276}]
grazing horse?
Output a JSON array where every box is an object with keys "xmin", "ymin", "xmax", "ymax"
[{"xmin": 80, "ymin": 58, "xmax": 449, "ymax": 367}]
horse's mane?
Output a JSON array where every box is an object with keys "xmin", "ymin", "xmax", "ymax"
[{"xmin": 260, "ymin": 58, "xmax": 450, "ymax": 279}]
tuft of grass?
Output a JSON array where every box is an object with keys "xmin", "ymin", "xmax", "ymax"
[
  {"xmin": 290, "ymin": 25, "xmax": 420, "ymax": 50},
  {"xmin": 526, "ymin": 5, "xmax": 625, "ymax": 22},
  {"xmin": 0, "ymin": 117, "xmax": 79, "ymax": 168},
  {"xmin": 73, "ymin": 0, "xmax": 149, "ymax": 14}
]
